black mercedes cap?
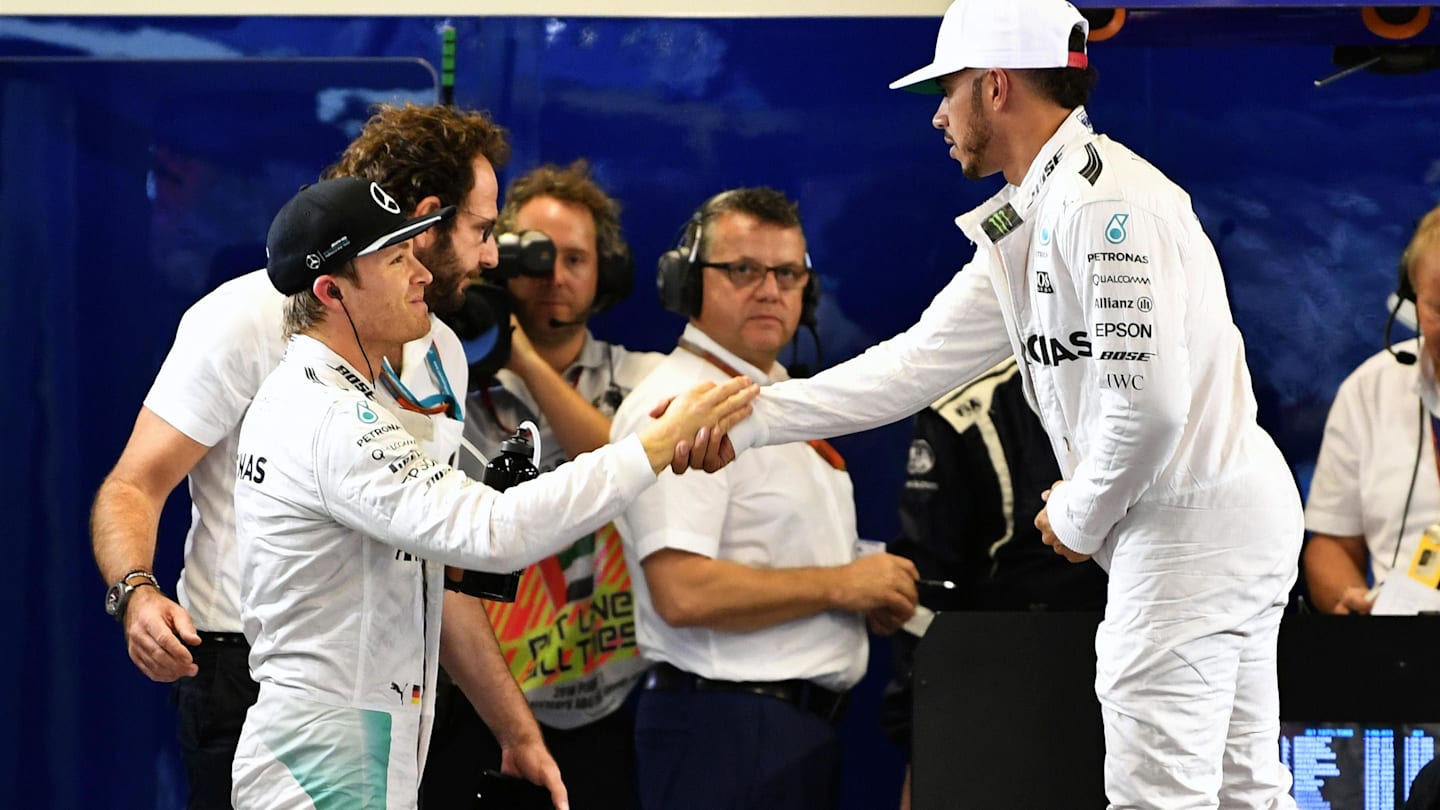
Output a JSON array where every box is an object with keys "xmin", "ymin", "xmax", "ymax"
[{"xmin": 265, "ymin": 176, "xmax": 455, "ymax": 295}]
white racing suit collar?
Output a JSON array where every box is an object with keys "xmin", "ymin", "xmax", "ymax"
[{"xmin": 954, "ymin": 106, "xmax": 1096, "ymax": 247}]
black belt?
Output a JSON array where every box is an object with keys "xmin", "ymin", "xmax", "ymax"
[
  {"xmin": 643, "ymin": 662, "xmax": 849, "ymax": 724},
  {"xmin": 197, "ymin": 631, "xmax": 249, "ymax": 647}
]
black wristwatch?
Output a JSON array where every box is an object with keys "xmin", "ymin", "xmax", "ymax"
[{"xmin": 105, "ymin": 569, "xmax": 160, "ymax": 623}]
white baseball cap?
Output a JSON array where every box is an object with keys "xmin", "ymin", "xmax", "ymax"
[{"xmin": 890, "ymin": 0, "xmax": 1090, "ymax": 94}]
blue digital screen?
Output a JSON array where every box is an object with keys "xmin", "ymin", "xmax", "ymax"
[{"xmin": 1282, "ymin": 722, "xmax": 1439, "ymax": 809}]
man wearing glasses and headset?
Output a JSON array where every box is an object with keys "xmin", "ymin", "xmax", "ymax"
[
  {"xmin": 89, "ymin": 103, "xmax": 574, "ymax": 808},
  {"xmin": 610, "ymin": 188, "xmax": 921, "ymax": 810}
]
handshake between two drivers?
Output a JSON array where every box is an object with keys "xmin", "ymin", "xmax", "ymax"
[
  {"xmin": 636, "ymin": 377, "xmax": 922, "ymax": 635},
  {"xmin": 636, "ymin": 376, "xmax": 760, "ymax": 476}
]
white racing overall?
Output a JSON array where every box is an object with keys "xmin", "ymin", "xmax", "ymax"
[
  {"xmin": 231, "ymin": 335, "xmax": 656, "ymax": 809},
  {"xmin": 731, "ymin": 108, "xmax": 1302, "ymax": 809}
]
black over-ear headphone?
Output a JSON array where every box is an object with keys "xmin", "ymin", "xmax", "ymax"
[
  {"xmin": 1397, "ymin": 258, "xmax": 1416, "ymax": 304},
  {"xmin": 591, "ymin": 242, "xmax": 634, "ymax": 316},
  {"xmin": 655, "ymin": 201, "xmax": 819, "ymax": 327},
  {"xmin": 655, "ymin": 211, "xmax": 706, "ymax": 319}
]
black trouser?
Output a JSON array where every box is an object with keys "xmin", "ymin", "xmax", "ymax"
[
  {"xmin": 419, "ymin": 674, "xmax": 639, "ymax": 810},
  {"xmin": 634, "ymin": 687, "xmax": 840, "ymax": 810},
  {"xmin": 171, "ymin": 633, "xmax": 258, "ymax": 810}
]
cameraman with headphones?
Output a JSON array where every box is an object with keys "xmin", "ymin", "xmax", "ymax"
[
  {"xmin": 1306, "ymin": 201, "xmax": 1440, "ymax": 614},
  {"xmin": 610, "ymin": 188, "xmax": 920, "ymax": 810},
  {"xmin": 421, "ymin": 160, "xmax": 662, "ymax": 810}
]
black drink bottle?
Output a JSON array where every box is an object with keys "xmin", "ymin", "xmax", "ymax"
[{"xmin": 458, "ymin": 429, "xmax": 539, "ymax": 601}]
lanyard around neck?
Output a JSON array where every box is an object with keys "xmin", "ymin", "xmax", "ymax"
[{"xmin": 378, "ymin": 344, "xmax": 461, "ymax": 421}]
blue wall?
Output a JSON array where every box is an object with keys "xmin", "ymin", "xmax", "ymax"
[{"xmin": 4, "ymin": 9, "xmax": 1439, "ymax": 808}]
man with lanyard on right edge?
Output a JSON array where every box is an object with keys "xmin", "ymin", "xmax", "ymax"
[
  {"xmin": 1305, "ymin": 201, "xmax": 1440, "ymax": 616},
  {"xmin": 422, "ymin": 160, "xmax": 661, "ymax": 810},
  {"xmin": 675, "ymin": 1, "xmax": 1304, "ymax": 807}
]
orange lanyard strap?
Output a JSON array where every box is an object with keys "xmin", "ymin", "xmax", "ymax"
[
  {"xmin": 676, "ymin": 337, "xmax": 845, "ymax": 471},
  {"xmin": 379, "ymin": 344, "xmax": 461, "ymax": 420}
]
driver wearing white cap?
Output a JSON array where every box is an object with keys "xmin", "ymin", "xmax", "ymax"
[
  {"xmin": 716, "ymin": 1, "xmax": 1303, "ymax": 807},
  {"xmin": 230, "ymin": 177, "xmax": 758, "ymax": 809}
]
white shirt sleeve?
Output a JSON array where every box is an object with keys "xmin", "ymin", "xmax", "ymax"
[
  {"xmin": 144, "ymin": 284, "xmax": 280, "ymax": 446},
  {"xmin": 313, "ymin": 396, "xmax": 657, "ymax": 572},
  {"xmin": 729, "ymin": 263, "xmax": 1011, "ymax": 451},
  {"xmin": 1044, "ymin": 202, "xmax": 1191, "ymax": 555},
  {"xmin": 1304, "ymin": 373, "xmax": 1368, "ymax": 538}
]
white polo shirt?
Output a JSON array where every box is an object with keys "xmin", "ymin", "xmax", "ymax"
[
  {"xmin": 611, "ymin": 324, "xmax": 867, "ymax": 692},
  {"xmin": 1305, "ymin": 339, "xmax": 1440, "ymax": 585}
]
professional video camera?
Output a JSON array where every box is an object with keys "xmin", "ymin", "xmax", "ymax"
[{"xmin": 492, "ymin": 229, "xmax": 556, "ymax": 281}]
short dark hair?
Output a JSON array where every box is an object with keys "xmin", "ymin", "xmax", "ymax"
[
  {"xmin": 1016, "ymin": 65, "xmax": 1099, "ymax": 110},
  {"xmin": 696, "ymin": 187, "xmax": 804, "ymax": 259},
  {"xmin": 1015, "ymin": 24, "xmax": 1099, "ymax": 109},
  {"xmin": 497, "ymin": 159, "xmax": 626, "ymax": 266},
  {"xmin": 322, "ymin": 103, "xmax": 511, "ymax": 235}
]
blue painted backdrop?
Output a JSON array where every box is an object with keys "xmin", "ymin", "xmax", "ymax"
[{"xmin": 3, "ymin": 7, "xmax": 1439, "ymax": 809}]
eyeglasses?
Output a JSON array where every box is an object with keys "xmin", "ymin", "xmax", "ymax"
[
  {"xmin": 457, "ymin": 207, "xmax": 497, "ymax": 243},
  {"xmin": 698, "ymin": 259, "xmax": 810, "ymax": 292}
]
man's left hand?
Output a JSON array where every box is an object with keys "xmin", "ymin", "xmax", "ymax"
[
  {"xmin": 503, "ymin": 315, "xmax": 541, "ymax": 377},
  {"xmin": 1036, "ymin": 480, "xmax": 1091, "ymax": 564},
  {"xmin": 500, "ymin": 739, "xmax": 569, "ymax": 810},
  {"xmin": 866, "ymin": 605, "xmax": 911, "ymax": 636}
]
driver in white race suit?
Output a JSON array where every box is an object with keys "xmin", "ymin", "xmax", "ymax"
[
  {"xmin": 717, "ymin": 1, "xmax": 1303, "ymax": 807},
  {"xmin": 231, "ymin": 178, "xmax": 756, "ymax": 809}
]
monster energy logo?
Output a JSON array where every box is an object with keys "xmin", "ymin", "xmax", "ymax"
[{"xmin": 980, "ymin": 203, "xmax": 1024, "ymax": 242}]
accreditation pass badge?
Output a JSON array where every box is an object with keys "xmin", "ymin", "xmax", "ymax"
[
  {"xmin": 854, "ymin": 539, "xmax": 887, "ymax": 559},
  {"xmin": 1407, "ymin": 526, "xmax": 1440, "ymax": 589}
]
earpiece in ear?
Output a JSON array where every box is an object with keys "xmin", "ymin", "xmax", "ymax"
[{"xmin": 329, "ymin": 284, "xmax": 343, "ymax": 300}]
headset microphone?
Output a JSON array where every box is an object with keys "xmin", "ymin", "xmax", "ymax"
[
  {"xmin": 1387, "ymin": 257, "xmax": 1418, "ymax": 365},
  {"xmin": 1385, "ymin": 302, "xmax": 1417, "ymax": 365},
  {"xmin": 548, "ymin": 297, "xmax": 603, "ymax": 329}
]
